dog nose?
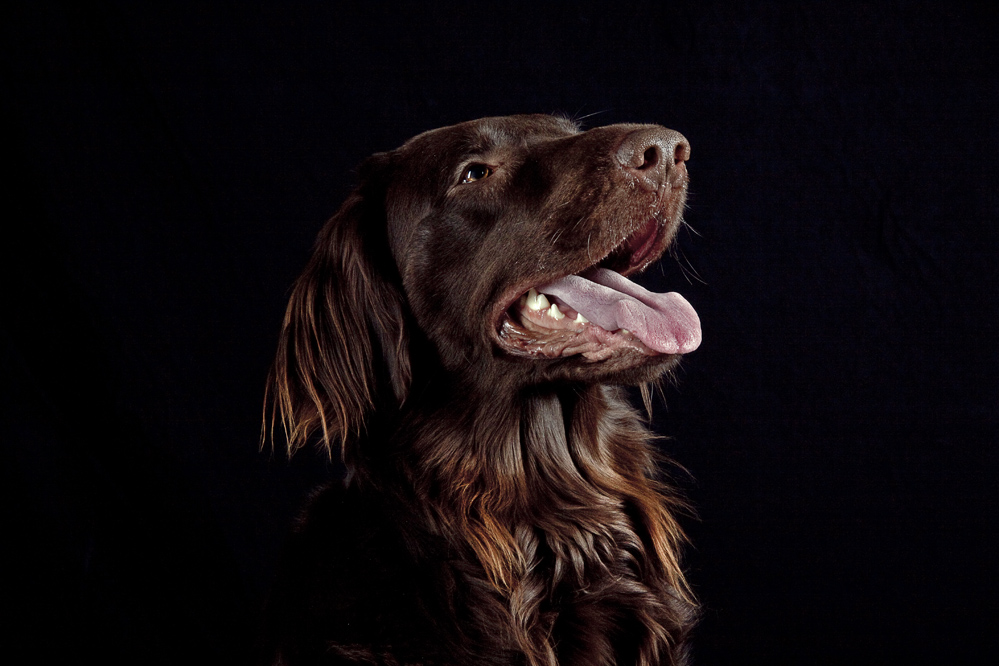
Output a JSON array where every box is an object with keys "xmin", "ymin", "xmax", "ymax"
[{"xmin": 615, "ymin": 127, "xmax": 690, "ymax": 191}]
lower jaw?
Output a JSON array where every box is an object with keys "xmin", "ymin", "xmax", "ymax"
[
  {"xmin": 516, "ymin": 349, "xmax": 681, "ymax": 388},
  {"xmin": 495, "ymin": 314, "xmax": 665, "ymax": 365},
  {"xmin": 497, "ymin": 282, "xmax": 672, "ymax": 357}
]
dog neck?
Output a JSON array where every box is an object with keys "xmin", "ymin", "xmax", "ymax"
[{"xmin": 354, "ymin": 380, "xmax": 694, "ymax": 665}]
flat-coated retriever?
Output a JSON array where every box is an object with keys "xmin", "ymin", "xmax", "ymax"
[{"xmin": 261, "ymin": 114, "xmax": 702, "ymax": 666}]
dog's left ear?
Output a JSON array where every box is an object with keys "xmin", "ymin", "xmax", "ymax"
[{"xmin": 264, "ymin": 152, "xmax": 411, "ymax": 460}]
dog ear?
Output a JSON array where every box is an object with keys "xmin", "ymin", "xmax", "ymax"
[{"xmin": 265, "ymin": 152, "xmax": 410, "ymax": 461}]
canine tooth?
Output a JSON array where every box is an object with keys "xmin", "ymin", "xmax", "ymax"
[
  {"xmin": 548, "ymin": 303, "xmax": 565, "ymax": 320},
  {"xmin": 575, "ymin": 313, "xmax": 588, "ymax": 324},
  {"xmin": 526, "ymin": 288, "xmax": 550, "ymax": 311}
]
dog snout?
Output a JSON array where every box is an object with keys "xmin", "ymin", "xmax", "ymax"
[{"xmin": 615, "ymin": 127, "xmax": 690, "ymax": 192}]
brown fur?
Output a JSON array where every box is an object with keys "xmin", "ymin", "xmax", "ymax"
[{"xmin": 261, "ymin": 115, "xmax": 699, "ymax": 665}]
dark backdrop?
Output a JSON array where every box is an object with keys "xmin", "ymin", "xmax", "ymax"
[{"xmin": 3, "ymin": 2, "xmax": 996, "ymax": 664}]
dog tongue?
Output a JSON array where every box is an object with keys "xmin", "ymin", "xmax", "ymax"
[{"xmin": 538, "ymin": 268, "xmax": 701, "ymax": 354}]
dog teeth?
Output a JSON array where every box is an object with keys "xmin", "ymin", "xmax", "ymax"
[
  {"xmin": 526, "ymin": 288, "xmax": 550, "ymax": 311},
  {"xmin": 524, "ymin": 288, "xmax": 581, "ymax": 323}
]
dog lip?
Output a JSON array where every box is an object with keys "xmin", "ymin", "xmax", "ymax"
[
  {"xmin": 608, "ymin": 217, "xmax": 663, "ymax": 274},
  {"xmin": 489, "ymin": 216, "xmax": 675, "ymax": 356}
]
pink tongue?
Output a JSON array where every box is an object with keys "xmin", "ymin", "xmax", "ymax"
[{"xmin": 538, "ymin": 268, "xmax": 701, "ymax": 354}]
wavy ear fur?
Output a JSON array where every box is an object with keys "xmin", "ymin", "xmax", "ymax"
[{"xmin": 265, "ymin": 153, "xmax": 410, "ymax": 461}]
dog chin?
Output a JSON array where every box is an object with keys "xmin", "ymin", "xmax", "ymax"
[
  {"xmin": 509, "ymin": 346, "xmax": 681, "ymax": 388},
  {"xmin": 600, "ymin": 352, "xmax": 682, "ymax": 384}
]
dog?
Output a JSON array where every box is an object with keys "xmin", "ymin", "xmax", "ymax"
[{"xmin": 260, "ymin": 114, "xmax": 702, "ymax": 666}]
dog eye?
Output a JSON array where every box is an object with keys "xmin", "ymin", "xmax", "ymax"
[{"xmin": 460, "ymin": 164, "xmax": 493, "ymax": 184}]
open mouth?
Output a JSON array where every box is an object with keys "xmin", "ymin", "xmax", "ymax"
[{"xmin": 495, "ymin": 217, "xmax": 702, "ymax": 361}]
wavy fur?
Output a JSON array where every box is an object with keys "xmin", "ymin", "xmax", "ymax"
[{"xmin": 260, "ymin": 115, "xmax": 699, "ymax": 666}]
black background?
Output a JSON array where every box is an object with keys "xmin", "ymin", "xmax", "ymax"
[{"xmin": 2, "ymin": 2, "xmax": 996, "ymax": 664}]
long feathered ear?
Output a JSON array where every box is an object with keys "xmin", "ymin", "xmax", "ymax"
[{"xmin": 264, "ymin": 152, "xmax": 410, "ymax": 461}]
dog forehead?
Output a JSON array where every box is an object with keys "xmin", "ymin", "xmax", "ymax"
[{"xmin": 398, "ymin": 114, "xmax": 581, "ymax": 160}]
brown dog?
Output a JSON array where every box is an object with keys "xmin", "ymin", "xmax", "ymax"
[{"xmin": 262, "ymin": 115, "xmax": 701, "ymax": 665}]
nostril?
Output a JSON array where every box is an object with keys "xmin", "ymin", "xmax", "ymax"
[
  {"xmin": 639, "ymin": 146, "xmax": 660, "ymax": 171},
  {"xmin": 673, "ymin": 141, "xmax": 690, "ymax": 165}
]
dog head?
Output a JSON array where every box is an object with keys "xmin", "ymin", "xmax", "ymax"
[{"xmin": 268, "ymin": 114, "xmax": 700, "ymax": 453}]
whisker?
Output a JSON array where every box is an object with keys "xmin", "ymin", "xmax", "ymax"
[
  {"xmin": 676, "ymin": 247, "xmax": 705, "ymax": 285},
  {"xmin": 572, "ymin": 108, "xmax": 610, "ymax": 126}
]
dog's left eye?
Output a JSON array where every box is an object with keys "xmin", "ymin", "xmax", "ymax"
[{"xmin": 460, "ymin": 164, "xmax": 493, "ymax": 184}]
